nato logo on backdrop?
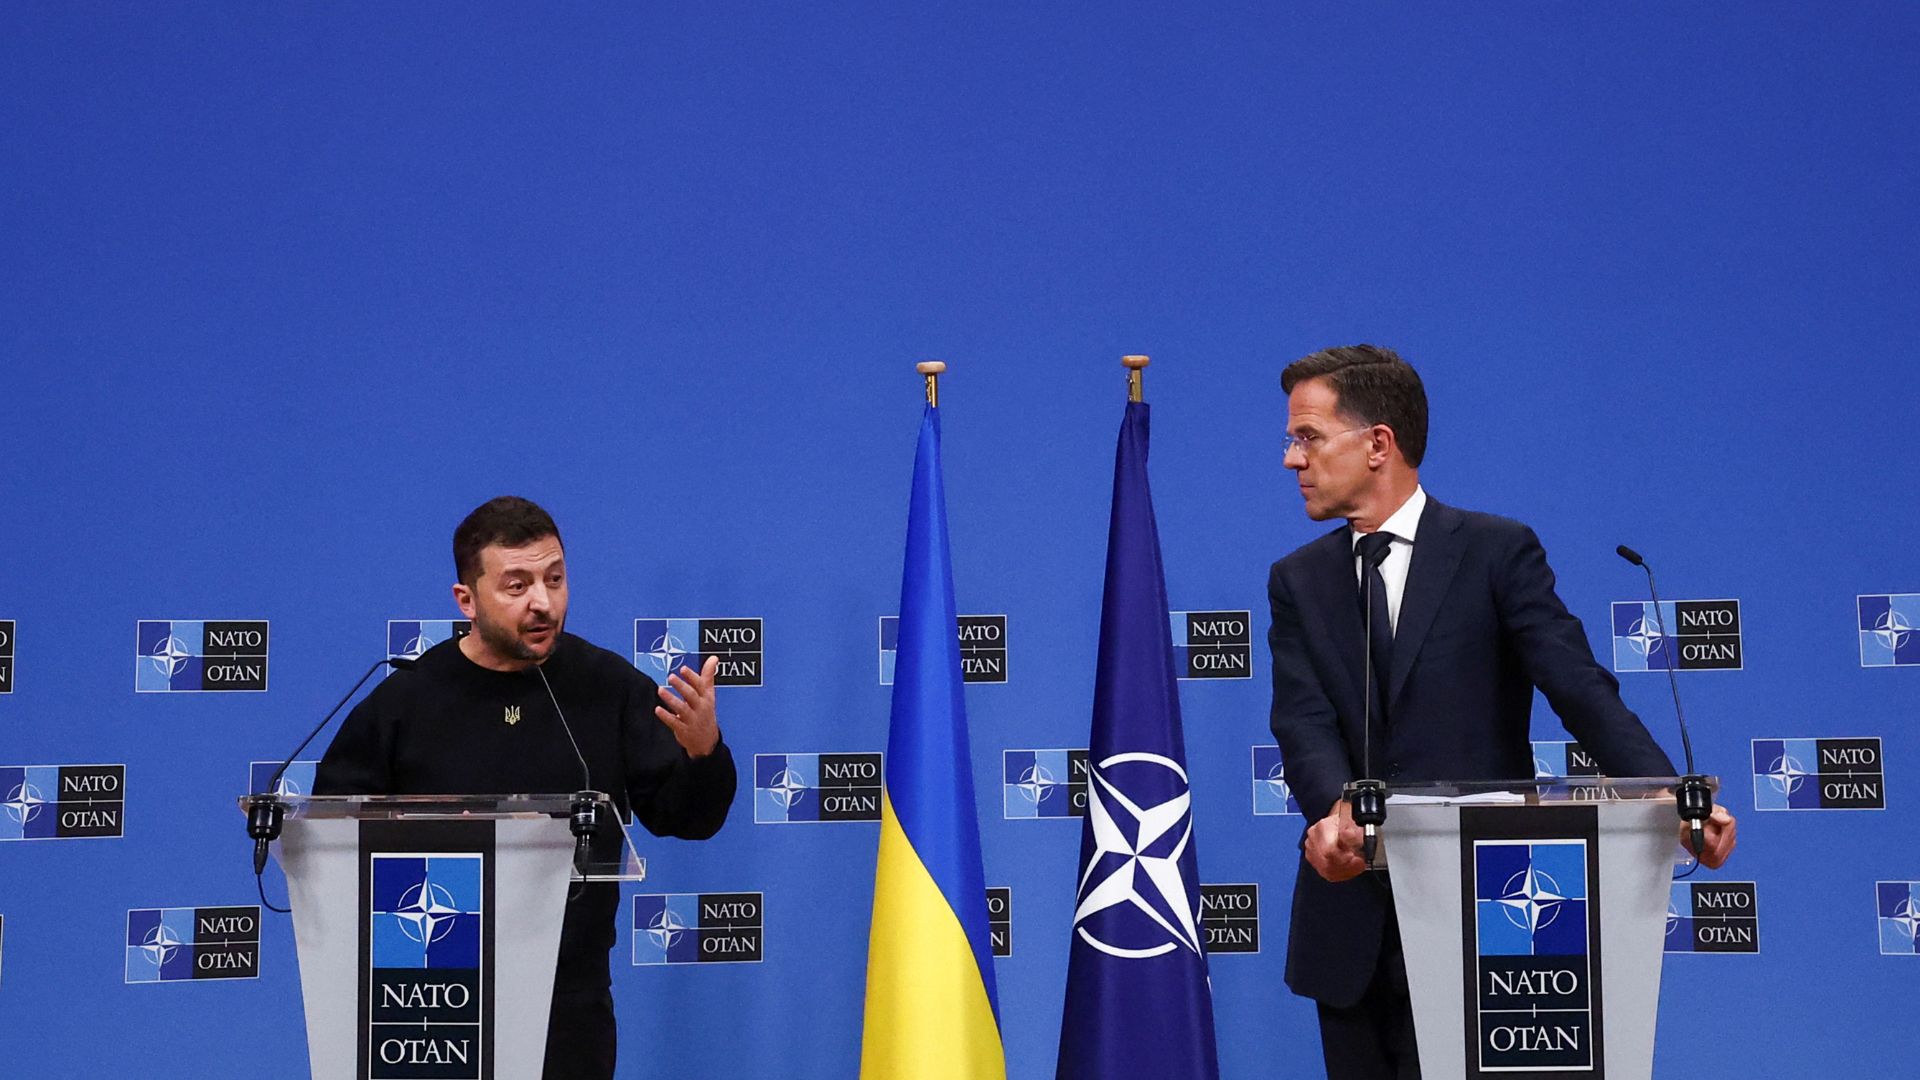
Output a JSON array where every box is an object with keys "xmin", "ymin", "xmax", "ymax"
[
  {"xmin": 387, "ymin": 619, "xmax": 470, "ymax": 664},
  {"xmin": 137, "ymin": 620, "xmax": 269, "ymax": 692},
  {"xmin": 0, "ymin": 619, "xmax": 13, "ymax": 693},
  {"xmin": 1200, "ymin": 883, "xmax": 1260, "ymax": 954},
  {"xmin": 635, "ymin": 618, "xmax": 763, "ymax": 686},
  {"xmin": 1250, "ymin": 745, "xmax": 1299, "ymax": 816},
  {"xmin": 1002, "ymin": 749, "xmax": 1089, "ymax": 819},
  {"xmin": 1751, "ymin": 737, "xmax": 1885, "ymax": 810},
  {"xmin": 1858, "ymin": 594, "xmax": 1920, "ymax": 667},
  {"xmin": 1170, "ymin": 610, "xmax": 1254, "ymax": 679},
  {"xmin": 125, "ymin": 905, "xmax": 260, "ymax": 982},
  {"xmin": 878, "ymin": 614, "xmax": 1008, "ymax": 684},
  {"xmin": 632, "ymin": 892, "xmax": 763, "ymax": 964},
  {"xmin": 1666, "ymin": 881, "xmax": 1760, "ymax": 953},
  {"xmin": 753, "ymin": 753, "xmax": 882, "ymax": 823},
  {"xmin": 1879, "ymin": 881, "xmax": 1920, "ymax": 956},
  {"xmin": 1611, "ymin": 599, "xmax": 1742, "ymax": 671},
  {"xmin": 1, "ymin": 764, "xmax": 125, "ymax": 840}
]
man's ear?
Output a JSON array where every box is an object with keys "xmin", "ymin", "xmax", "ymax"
[
  {"xmin": 1367, "ymin": 425, "xmax": 1399, "ymax": 469},
  {"xmin": 452, "ymin": 582, "xmax": 476, "ymax": 620}
]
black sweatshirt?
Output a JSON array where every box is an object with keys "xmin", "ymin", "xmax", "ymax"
[{"xmin": 314, "ymin": 631, "xmax": 737, "ymax": 990}]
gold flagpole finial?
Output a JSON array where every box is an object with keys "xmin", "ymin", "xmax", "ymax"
[
  {"xmin": 1122, "ymin": 355, "xmax": 1149, "ymax": 402},
  {"xmin": 917, "ymin": 360, "xmax": 947, "ymax": 407}
]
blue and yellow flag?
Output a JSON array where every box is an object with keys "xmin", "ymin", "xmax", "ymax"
[{"xmin": 860, "ymin": 404, "xmax": 1005, "ymax": 1080}]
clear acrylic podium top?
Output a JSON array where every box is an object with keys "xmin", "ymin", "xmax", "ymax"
[
  {"xmin": 1374, "ymin": 776, "xmax": 1718, "ymax": 868},
  {"xmin": 240, "ymin": 792, "xmax": 647, "ymax": 882},
  {"xmin": 1385, "ymin": 776, "xmax": 1717, "ymax": 804}
]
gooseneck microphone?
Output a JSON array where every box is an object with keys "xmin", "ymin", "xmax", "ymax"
[
  {"xmin": 532, "ymin": 663, "xmax": 600, "ymax": 877},
  {"xmin": 246, "ymin": 655, "xmax": 416, "ymax": 913},
  {"xmin": 1348, "ymin": 537, "xmax": 1395, "ymax": 868},
  {"xmin": 1616, "ymin": 544, "xmax": 1714, "ymax": 859}
]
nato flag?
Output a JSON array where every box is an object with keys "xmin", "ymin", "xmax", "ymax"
[{"xmin": 1055, "ymin": 401, "xmax": 1220, "ymax": 1080}]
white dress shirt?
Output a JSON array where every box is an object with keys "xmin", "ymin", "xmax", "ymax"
[{"xmin": 1350, "ymin": 485, "xmax": 1427, "ymax": 635}]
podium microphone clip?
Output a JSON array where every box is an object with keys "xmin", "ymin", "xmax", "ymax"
[{"xmin": 1347, "ymin": 778, "xmax": 1387, "ymax": 868}]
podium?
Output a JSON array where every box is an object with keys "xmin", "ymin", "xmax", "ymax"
[
  {"xmin": 245, "ymin": 793, "xmax": 646, "ymax": 1080},
  {"xmin": 1378, "ymin": 777, "xmax": 1711, "ymax": 1080}
]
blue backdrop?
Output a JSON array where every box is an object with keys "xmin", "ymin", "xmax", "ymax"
[{"xmin": 2, "ymin": 3, "xmax": 1915, "ymax": 1076}]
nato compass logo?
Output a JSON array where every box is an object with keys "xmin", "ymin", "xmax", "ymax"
[
  {"xmin": 632, "ymin": 892, "xmax": 763, "ymax": 964},
  {"xmin": 386, "ymin": 619, "xmax": 469, "ymax": 665},
  {"xmin": 1751, "ymin": 737, "xmax": 1885, "ymax": 810},
  {"xmin": 635, "ymin": 617, "xmax": 763, "ymax": 686},
  {"xmin": 1531, "ymin": 741, "xmax": 1600, "ymax": 779},
  {"xmin": 1249, "ymin": 745, "xmax": 1299, "ymax": 816},
  {"xmin": 1169, "ymin": 610, "xmax": 1253, "ymax": 679},
  {"xmin": 879, "ymin": 614, "xmax": 1008, "ymax": 684},
  {"xmin": 370, "ymin": 855, "xmax": 483, "ymax": 1077},
  {"xmin": 1002, "ymin": 749, "xmax": 1089, "ymax": 819},
  {"xmin": 1471, "ymin": 839, "xmax": 1595, "ymax": 1070},
  {"xmin": 1070, "ymin": 752, "xmax": 1204, "ymax": 960},
  {"xmin": 248, "ymin": 760, "xmax": 316, "ymax": 798},
  {"xmin": 1, "ymin": 764, "xmax": 125, "ymax": 840},
  {"xmin": 137, "ymin": 620, "xmax": 269, "ymax": 692},
  {"xmin": 1200, "ymin": 884, "xmax": 1260, "ymax": 954},
  {"xmin": 0, "ymin": 619, "xmax": 14, "ymax": 693},
  {"xmin": 986, "ymin": 887, "xmax": 1012, "ymax": 957},
  {"xmin": 125, "ymin": 906, "xmax": 260, "ymax": 982},
  {"xmin": 1666, "ymin": 881, "xmax": 1759, "ymax": 953},
  {"xmin": 753, "ymin": 753, "xmax": 882, "ymax": 823},
  {"xmin": 1611, "ymin": 599, "xmax": 1741, "ymax": 671},
  {"xmin": 1879, "ymin": 881, "xmax": 1920, "ymax": 956},
  {"xmin": 1859, "ymin": 594, "xmax": 1920, "ymax": 667}
]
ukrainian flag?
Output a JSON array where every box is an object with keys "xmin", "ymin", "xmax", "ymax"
[{"xmin": 860, "ymin": 403, "xmax": 1005, "ymax": 1080}]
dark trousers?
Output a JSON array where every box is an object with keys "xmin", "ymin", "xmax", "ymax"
[
  {"xmin": 1315, "ymin": 915, "xmax": 1420, "ymax": 1080},
  {"xmin": 544, "ymin": 987, "xmax": 617, "ymax": 1080}
]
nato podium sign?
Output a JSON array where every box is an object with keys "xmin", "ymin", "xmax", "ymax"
[
  {"xmin": 255, "ymin": 793, "xmax": 644, "ymax": 1080},
  {"xmin": 1379, "ymin": 778, "xmax": 1699, "ymax": 1079}
]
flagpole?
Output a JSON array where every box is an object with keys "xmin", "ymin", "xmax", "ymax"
[
  {"xmin": 1123, "ymin": 354, "xmax": 1148, "ymax": 402},
  {"xmin": 918, "ymin": 360, "xmax": 946, "ymax": 406}
]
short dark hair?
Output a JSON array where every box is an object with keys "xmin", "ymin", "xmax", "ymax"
[
  {"xmin": 1280, "ymin": 344, "xmax": 1429, "ymax": 467},
  {"xmin": 453, "ymin": 496, "xmax": 562, "ymax": 585}
]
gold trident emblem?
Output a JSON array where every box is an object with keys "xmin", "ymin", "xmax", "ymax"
[{"xmin": 504, "ymin": 705, "xmax": 521, "ymax": 726}]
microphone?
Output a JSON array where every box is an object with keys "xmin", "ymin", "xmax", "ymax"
[
  {"xmin": 532, "ymin": 663, "xmax": 600, "ymax": 876},
  {"xmin": 1348, "ymin": 538, "xmax": 1395, "ymax": 868},
  {"xmin": 246, "ymin": 655, "xmax": 416, "ymax": 911},
  {"xmin": 1616, "ymin": 545, "xmax": 1713, "ymax": 859}
]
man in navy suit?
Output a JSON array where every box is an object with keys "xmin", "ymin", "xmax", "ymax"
[{"xmin": 1266, "ymin": 345, "xmax": 1736, "ymax": 1079}]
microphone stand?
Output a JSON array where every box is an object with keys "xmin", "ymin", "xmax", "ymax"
[
  {"xmin": 1347, "ymin": 539, "xmax": 1394, "ymax": 868},
  {"xmin": 1616, "ymin": 545, "xmax": 1713, "ymax": 859}
]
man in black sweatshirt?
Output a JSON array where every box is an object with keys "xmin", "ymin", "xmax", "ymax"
[{"xmin": 316, "ymin": 495, "xmax": 737, "ymax": 1080}]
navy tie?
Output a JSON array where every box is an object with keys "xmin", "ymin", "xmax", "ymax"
[{"xmin": 1356, "ymin": 531, "xmax": 1398, "ymax": 725}]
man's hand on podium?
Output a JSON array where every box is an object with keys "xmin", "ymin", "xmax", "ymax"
[
  {"xmin": 1685, "ymin": 804, "xmax": 1738, "ymax": 869},
  {"xmin": 1306, "ymin": 798, "xmax": 1370, "ymax": 883},
  {"xmin": 655, "ymin": 655, "xmax": 722, "ymax": 759}
]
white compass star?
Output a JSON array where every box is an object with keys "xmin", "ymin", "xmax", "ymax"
[
  {"xmin": 148, "ymin": 635, "xmax": 193, "ymax": 677},
  {"xmin": 4, "ymin": 782, "xmax": 45, "ymax": 825},
  {"xmin": 767, "ymin": 769, "xmax": 807, "ymax": 809},
  {"xmin": 1498, "ymin": 866, "xmax": 1567, "ymax": 934},
  {"xmin": 1764, "ymin": 755, "xmax": 1808, "ymax": 796},
  {"xmin": 647, "ymin": 908, "xmax": 688, "ymax": 950},
  {"xmin": 1072, "ymin": 752, "xmax": 1202, "ymax": 958},
  {"xmin": 394, "ymin": 882, "xmax": 462, "ymax": 947}
]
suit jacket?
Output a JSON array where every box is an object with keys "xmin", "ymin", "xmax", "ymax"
[{"xmin": 1266, "ymin": 497, "xmax": 1675, "ymax": 1007}]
